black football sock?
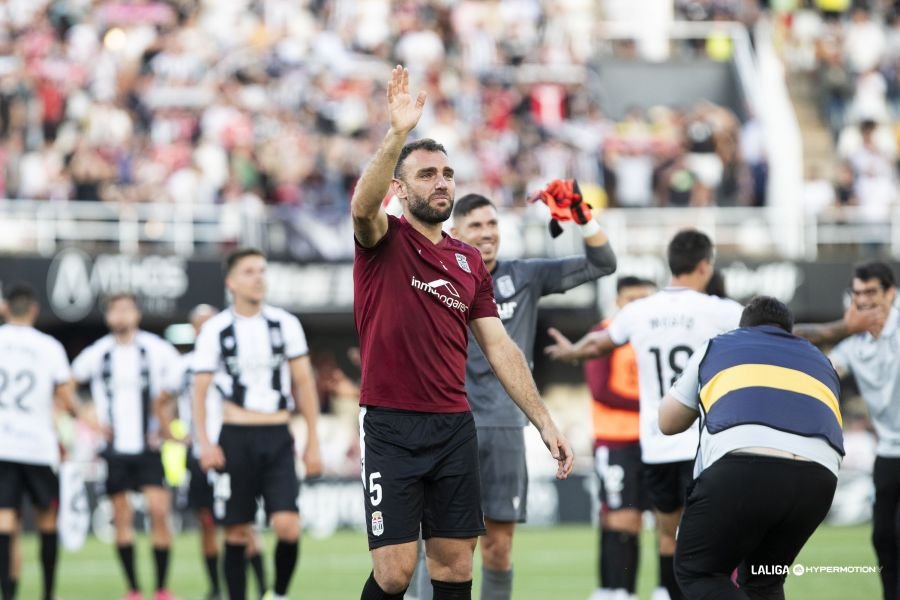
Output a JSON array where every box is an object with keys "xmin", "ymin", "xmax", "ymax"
[
  {"xmin": 116, "ymin": 543, "xmax": 139, "ymax": 591},
  {"xmin": 360, "ymin": 570, "xmax": 406, "ymax": 600},
  {"xmin": 0, "ymin": 534, "xmax": 10, "ymax": 600},
  {"xmin": 247, "ymin": 550, "xmax": 266, "ymax": 595},
  {"xmin": 205, "ymin": 553, "xmax": 221, "ymax": 595},
  {"xmin": 602, "ymin": 530, "xmax": 639, "ymax": 592},
  {"xmin": 224, "ymin": 542, "xmax": 247, "ymax": 600},
  {"xmin": 40, "ymin": 532, "xmax": 58, "ymax": 600},
  {"xmin": 432, "ymin": 578, "xmax": 472, "ymax": 600},
  {"xmin": 153, "ymin": 546, "xmax": 170, "ymax": 591},
  {"xmin": 273, "ymin": 540, "xmax": 298, "ymax": 595}
]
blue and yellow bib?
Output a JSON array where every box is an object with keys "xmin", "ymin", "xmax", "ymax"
[{"xmin": 698, "ymin": 325, "xmax": 844, "ymax": 455}]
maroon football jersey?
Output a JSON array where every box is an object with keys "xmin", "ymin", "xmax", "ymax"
[{"xmin": 354, "ymin": 215, "xmax": 498, "ymax": 412}]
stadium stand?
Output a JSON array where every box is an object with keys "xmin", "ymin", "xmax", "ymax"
[{"xmin": 0, "ymin": 3, "xmax": 893, "ymax": 595}]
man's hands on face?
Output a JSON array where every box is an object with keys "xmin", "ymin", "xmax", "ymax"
[{"xmin": 844, "ymin": 301, "xmax": 887, "ymax": 335}]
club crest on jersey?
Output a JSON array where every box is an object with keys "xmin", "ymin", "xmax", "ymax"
[
  {"xmin": 455, "ymin": 253, "xmax": 471, "ymax": 273},
  {"xmin": 371, "ymin": 511, "xmax": 384, "ymax": 536},
  {"xmin": 496, "ymin": 275, "xmax": 515, "ymax": 298},
  {"xmin": 223, "ymin": 335, "xmax": 236, "ymax": 350}
]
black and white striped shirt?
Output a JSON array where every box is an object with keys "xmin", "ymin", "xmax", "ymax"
[
  {"xmin": 192, "ymin": 305, "xmax": 309, "ymax": 414},
  {"xmin": 73, "ymin": 331, "xmax": 180, "ymax": 454}
]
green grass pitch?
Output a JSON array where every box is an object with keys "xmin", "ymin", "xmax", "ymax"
[{"xmin": 15, "ymin": 524, "xmax": 881, "ymax": 599}]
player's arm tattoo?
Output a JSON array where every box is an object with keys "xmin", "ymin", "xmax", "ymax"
[
  {"xmin": 794, "ymin": 303, "xmax": 884, "ymax": 346},
  {"xmin": 792, "ymin": 320, "xmax": 849, "ymax": 346}
]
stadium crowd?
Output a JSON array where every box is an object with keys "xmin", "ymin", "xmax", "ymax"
[
  {"xmin": 1, "ymin": 1, "xmax": 898, "ymax": 598},
  {"xmin": 0, "ymin": 0, "xmax": 761, "ymax": 217},
  {"xmin": 782, "ymin": 2, "xmax": 899, "ymax": 220}
]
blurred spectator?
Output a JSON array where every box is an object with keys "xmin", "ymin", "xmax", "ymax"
[
  {"xmin": 802, "ymin": 164, "xmax": 838, "ymax": 216},
  {"xmin": 740, "ymin": 110, "xmax": 767, "ymax": 206},
  {"xmin": 844, "ymin": 7, "xmax": 884, "ymax": 75},
  {"xmin": 844, "ymin": 119, "xmax": 896, "ymax": 226},
  {"xmin": 837, "ymin": 118, "xmax": 897, "ymax": 164},
  {"xmin": 0, "ymin": 0, "xmax": 755, "ymax": 228},
  {"xmin": 834, "ymin": 160, "xmax": 856, "ymax": 207},
  {"xmin": 816, "ymin": 40, "xmax": 852, "ymax": 140}
]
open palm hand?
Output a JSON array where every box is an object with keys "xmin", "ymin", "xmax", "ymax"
[{"xmin": 387, "ymin": 65, "xmax": 427, "ymax": 134}]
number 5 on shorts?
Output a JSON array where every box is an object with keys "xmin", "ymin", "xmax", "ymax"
[{"xmin": 368, "ymin": 472, "xmax": 382, "ymax": 506}]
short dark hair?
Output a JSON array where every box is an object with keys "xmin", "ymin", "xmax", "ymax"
[
  {"xmin": 706, "ymin": 269, "xmax": 728, "ymax": 298},
  {"xmin": 616, "ymin": 276, "xmax": 655, "ymax": 293},
  {"xmin": 453, "ymin": 193, "xmax": 495, "ymax": 219},
  {"xmin": 393, "ymin": 138, "xmax": 447, "ymax": 180},
  {"xmin": 4, "ymin": 283, "xmax": 37, "ymax": 317},
  {"xmin": 853, "ymin": 261, "xmax": 895, "ymax": 290},
  {"xmin": 103, "ymin": 291, "xmax": 139, "ymax": 313},
  {"xmin": 224, "ymin": 248, "xmax": 266, "ymax": 276},
  {"xmin": 739, "ymin": 295, "xmax": 793, "ymax": 332},
  {"xmin": 668, "ymin": 229, "xmax": 714, "ymax": 276}
]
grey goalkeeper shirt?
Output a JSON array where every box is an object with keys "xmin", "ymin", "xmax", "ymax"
[{"xmin": 467, "ymin": 243, "xmax": 617, "ymax": 427}]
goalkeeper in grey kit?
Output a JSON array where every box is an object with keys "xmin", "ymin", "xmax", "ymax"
[{"xmin": 411, "ymin": 180, "xmax": 617, "ymax": 600}]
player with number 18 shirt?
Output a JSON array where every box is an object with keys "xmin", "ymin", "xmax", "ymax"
[{"xmin": 545, "ymin": 230, "xmax": 742, "ymax": 600}]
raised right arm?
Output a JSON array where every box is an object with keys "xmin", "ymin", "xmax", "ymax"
[{"xmin": 351, "ymin": 65, "xmax": 426, "ymax": 248}]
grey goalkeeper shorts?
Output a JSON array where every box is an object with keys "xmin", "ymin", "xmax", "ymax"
[{"xmin": 476, "ymin": 426, "xmax": 528, "ymax": 523}]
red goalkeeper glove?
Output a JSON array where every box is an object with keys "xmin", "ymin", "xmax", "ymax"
[{"xmin": 532, "ymin": 179, "xmax": 593, "ymax": 237}]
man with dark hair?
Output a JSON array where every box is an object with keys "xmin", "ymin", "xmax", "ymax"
[
  {"xmin": 157, "ymin": 304, "xmax": 268, "ymax": 600},
  {"xmin": 545, "ymin": 234, "xmax": 870, "ymax": 599},
  {"xmin": 0, "ymin": 284, "xmax": 79, "ymax": 600},
  {"xmin": 658, "ymin": 296, "xmax": 842, "ymax": 599},
  {"xmin": 351, "ymin": 65, "xmax": 573, "ymax": 600},
  {"xmin": 406, "ymin": 188, "xmax": 614, "ymax": 600},
  {"xmin": 827, "ymin": 261, "xmax": 900, "ymax": 600},
  {"xmin": 585, "ymin": 277, "xmax": 661, "ymax": 600},
  {"xmin": 705, "ymin": 269, "xmax": 728, "ymax": 298},
  {"xmin": 854, "ymin": 260, "xmax": 896, "ymax": 291},
  {"xmin": 667, "ymin": 229, "xmax": 714, "ymax": 277},
  {"xmin": 73, "ymin": 293, "xmax": 182, "ymax": 600},
  {"xmin": 192, "ymin": 248, "xmax": 321, "ymax": 600},
  {"xmin": 393, "ymin": 138, "xmax": 448, "ymax": 179},
  {"xmin": 739, "ymin": 295, "xmax": 794, "ymax": 330},
  {"xmin": 545, "ymin": 228, "xmax": 742, "ymax": 600}
]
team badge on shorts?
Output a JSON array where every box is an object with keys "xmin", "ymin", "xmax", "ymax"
[
  {"xmin": 371, "ymin": 511, "xmax": 384, "ymax": 536},
  {"xmin": 496, "ymin": 275, "xmax": 515, "ymax": 298},
  {"xmin": 455, "ymin": 253, "xmax": 471, "ymax": 273}
]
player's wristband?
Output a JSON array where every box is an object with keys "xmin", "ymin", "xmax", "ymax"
[{"xmin": 579, "ymin": 219, "xmax": 602, "ymax": 238}]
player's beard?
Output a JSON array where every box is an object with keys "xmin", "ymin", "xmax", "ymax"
[{"xmin": 408, "ymin": 189, "xmax": 453, "ymax": 224}]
